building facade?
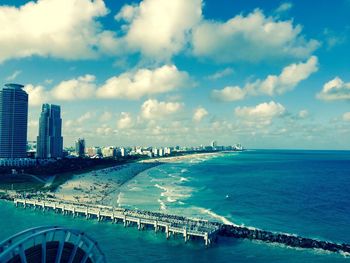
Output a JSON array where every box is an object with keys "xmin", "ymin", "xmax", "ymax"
[
  {"xmin": 0, "ymin": 84, "xmax": 28, "ymax": 159},
  {"xmin": 75, "ymin": 138, "xmax": 85, "ymax": 157},
  {"xmin": 102, "ymin": 146, "xmax": 116, "ymax": 158},
  {"xmin": 36, "ymin": 104, "xmax": 63, "ymax": 158}
]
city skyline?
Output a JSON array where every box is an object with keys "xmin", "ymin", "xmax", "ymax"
[{"xmin": 0, "ymin": 0, "xmax": 349, "ymax": 149}]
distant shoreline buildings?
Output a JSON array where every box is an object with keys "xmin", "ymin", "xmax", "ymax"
[{"xmin": 0, "ymin": 83, "xmax": 244, "ymax": 167}]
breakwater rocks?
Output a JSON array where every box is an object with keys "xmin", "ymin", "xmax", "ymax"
[{"xmin": 219, "ymin": 224, "xmax": 350, "ymax": 255}]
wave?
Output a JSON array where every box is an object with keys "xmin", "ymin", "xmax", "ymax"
[
  {"xmin": 195, "ymin": 207, "xmax": 234, "ymax": 225},
  {"xmin": 116, "ymin": 192, "xmax": 123, "ymax": 207},
  {"xmin": 164, "ymin": 171, "xmax": 190, "ymax": 183},
  {"xmin": 154, "ymin": 183, "xmax": 167, "ymax": 192},
  {"xmin": 128, "ymin": 187, "xmax": 142, "ymax": 192},
  {"xmin": 179, "ymin": 177, "xmax": 189, "ymax": 182},
  {"xmin": 157, "ymin": 199, "xmax": 167, "ymax": 210},
  {"xmin": 154, "ymin": 183, "xmax": 193, "ymax": 204},
  {"xmin": 166, "ymin": 197, "xmax": 177, "ymax": 203}
]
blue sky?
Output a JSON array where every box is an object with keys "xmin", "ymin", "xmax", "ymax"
[{"xmin": 0, "ymin": 0, "xmax": 349, "ymax": 149}]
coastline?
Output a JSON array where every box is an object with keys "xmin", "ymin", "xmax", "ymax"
[
  {"xmin": 53, "ymin": 152, "xmax": 225, "ymax": 206},
  {"xmin": 53, "ymin": 162, "xmax": 160, "ymax": 205},
  {"xmin": 140, "ymin": 151, "xmax": 224, "ymax": 163}
]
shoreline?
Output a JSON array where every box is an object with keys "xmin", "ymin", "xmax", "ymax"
[
  {"xmin": 53, "ymin": 162, "xmax": 160, "ymax": 205},
  {"xmin": 0, "ymin": 151, "xmax": 227, "ymax": 207},
  {"xmin": 140, "ymin": 151, "xmax": 225, "ymax": 163},
  {"xmin": 53, "ymin": 152, "xmax": 225, "ymax": 206}
]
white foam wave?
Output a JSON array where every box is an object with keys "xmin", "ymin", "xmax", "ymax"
[
  {"xmin": 154, "ymin": 184, "xmax": 167, "ymax": 192},
  {"xmin": 166, "ymin": 197, "xmax": 177, "ymax": 203},
  {"xmin": 157, "ymin": 199, "xmax": 167, "ymax": 210},
  {"xmin": 154, "ymin": 183, "xmax": 192, "ymax": 203},
  {"xmin": 195, "ymin": 207, "xmax": 234, "ymax": 225},
  {"xmin": 116, "ymin": 192, "xmax": 123, "ymax": 207}
]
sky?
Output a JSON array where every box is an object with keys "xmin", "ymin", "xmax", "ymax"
[{"xmin": 0, "ymin": 0, "xmax": 349, "ymax": 149}]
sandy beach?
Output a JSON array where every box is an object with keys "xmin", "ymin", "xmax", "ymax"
[
  {"xmin": 54, "ymin": 152, "xmax": 224, "ymax": 206},
  {"xmin": 54, "ymin": 162, "xmax": 158, "ymax": 205}
]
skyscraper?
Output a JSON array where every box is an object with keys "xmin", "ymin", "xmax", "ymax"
[
  {"xmin": 36, "ymin": 104, "xmax": 63, "ymax": 159},
  {"xmin": 0, "ymin": 84, "xmax": 28, "ymax": 159},
  {"xmin": 75, "ymin": 138, "xmax": 85, "ymax": 157}
]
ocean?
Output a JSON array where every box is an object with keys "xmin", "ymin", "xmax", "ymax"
[{"xmin": 0, "ymin": 150, "xmax": 349, "ymax": 262}]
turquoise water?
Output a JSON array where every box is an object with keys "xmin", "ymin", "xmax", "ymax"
[{"xmin": 0, "ymin": 150, "xmax": 349, "ymax": 262}]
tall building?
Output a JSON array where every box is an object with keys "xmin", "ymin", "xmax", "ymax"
[
  {"xmin": 36, "ymin": 104, "xmax": 63, "ymax": 159},
  {"xmin": 75, "ymin": 138, "xmax": 85, "ymax": 157},
  {"xmin": 0, "ymin": 84, "xmax": 28, "ymax": 159}
]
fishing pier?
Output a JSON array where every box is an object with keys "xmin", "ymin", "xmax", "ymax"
[{"xmin": 14, "ymin": 198, "xmax": 220, "ymax": 246}]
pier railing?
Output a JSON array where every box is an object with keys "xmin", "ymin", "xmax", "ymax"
[{"xmin": 14, "ymin": 198, "xmax": 221, "ymax": 246}]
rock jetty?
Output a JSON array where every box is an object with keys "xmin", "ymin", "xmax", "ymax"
[{"xmin": 219, "ymin": 224, "xmax": 350, "ymax": 255}]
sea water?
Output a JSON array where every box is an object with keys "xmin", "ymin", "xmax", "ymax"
[{"xmin": 0, "ymin": 150, "xmax": 349, "ymax": 262}]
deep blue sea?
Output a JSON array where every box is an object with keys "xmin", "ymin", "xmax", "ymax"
[{"xmin": 0, "ymin": 150, "xmax": 349, "ymax": 262}]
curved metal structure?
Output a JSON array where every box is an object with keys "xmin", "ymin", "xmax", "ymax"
[{"xmin": 0, "ymin": 226, "xmax": 106, "ymax": 263}]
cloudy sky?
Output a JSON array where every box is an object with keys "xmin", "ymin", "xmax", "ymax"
[{"xmin": 1, "ymin": 0, "xmax": 349, "ymax": 149}]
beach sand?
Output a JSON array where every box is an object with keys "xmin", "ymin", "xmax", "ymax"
[
  {"xmin": 54, "ymin": 152, "xmax": 224, "ymax": 206},
  {"xmin": 54, "ymin": 162, "xmax": 158, "ymax": 205}
]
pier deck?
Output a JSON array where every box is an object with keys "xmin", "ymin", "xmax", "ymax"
[{"xmin": 14, "ymin": 198, "xmax": 221, "ymax": 246}]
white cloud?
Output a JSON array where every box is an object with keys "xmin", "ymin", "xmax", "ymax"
[
  {"xmin": 207, "ymin": 67, "xmax": 234, "ymax": 80},
  {"xmin": 99, "ymin": 111, "xmax": 113, "ymax": 122},
  {"xmin": 77, "ymin": 112, "xmax": 94, "ymax": 124},
  {"xmin": 115, "ymin": 4, "xmax": 139, "ymax": 22},
  {"xmin": 193, "ymin": 107, "xmax": 208, "ymax": 122},
  {"xmin": 117, "ymin": 112, "xmax": 134, "ymax": 129},
  {"xmin": 212, "ymin": 86, "xmax": 246, "ymax": 101},
  {"xmin": 234, "ymin": 101, "xmax": 285, "ymax": 121},
  {"xmin": 140, "ymin": 99, "xmax": 183, "ymax": 120},
  {"xmin": 6, "ymin": 70, "xmax": 22, "ymax": 81},
  {"xmin": 298, "ymin": 110, "xmax": 309, "ymax": 119},
  {"xmin": 275, "ymin": 2, "xmax": 293, "ymax": 14},
  {"xmin": 97, "ymin": 125, "xmax": 114, "ymax": 136},
  {"xmin": 116, "ymin": 0, "xmax": 202, "ymax": 61},
  {"xmin": 23, "ymin": 84, "xmax": 50, "ymax": 106},
  {"xmin": 192, "ymin": 9, "xmax": 319, "ymax": 63},
  {"xmin": 343, "ymin": 112, "xmax": 350, "ymax": 122},
  {"xmin": 24, "ymin": 65, "xmax": 190, "ymax": 106},
  {"xmin": 0, "ymin": 0, "xmax": 119, "ymax": 63},
  {"xmin": 212, "ymin": 56, "xmax": 318, "ymax": 101},
  {"xmin": 96, "ymin": 65, "xmax": 190, "ymax": 100},
  {"xmin": 323, "ymin": 28, "xmax": 347, "ymax": 50},
  {"xmin": 257, "ymin": 56, "xmax": 318, "ymax": 95},
  {"xmin": 51, "ymin": 74, "xmax": 96, "ymax": 101},
  {"xmin": 317, "ymin": 77, "xmax": 350, "ymax": 101}
]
